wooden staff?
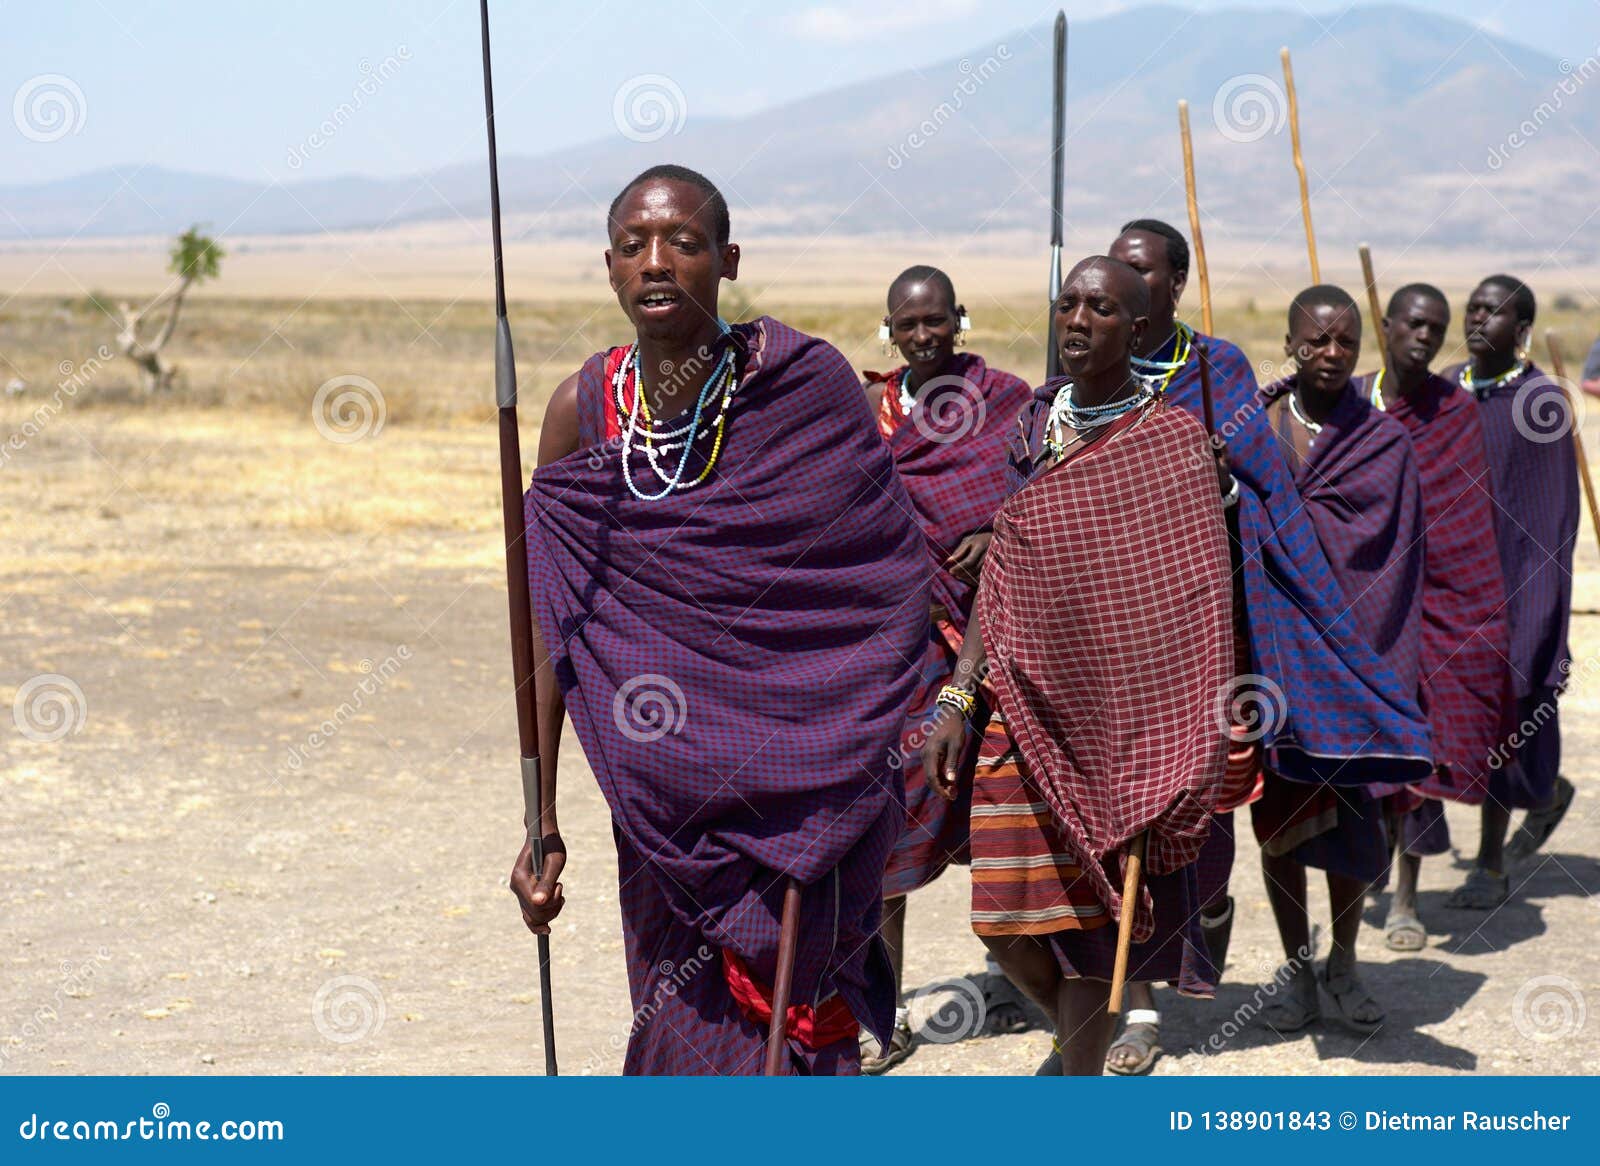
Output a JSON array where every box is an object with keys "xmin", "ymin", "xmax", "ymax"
[
  {"xmin": 1544, "ymin": 332, "xmax": 1600, "ymax": 556},
  {"xmin": 1280, "ymin": 47, "xmax": 1319, "ymax": 283},
  {"xmin": 764, "ymin": 878, "xmax": 804, "ymax": 1075},
  {"xmin": 1108, "ymin": 833, "xmax": 1148, "ymax": 1014},
  {"xmin": 1177, "ymin": 99, "xmax": 1213, "ymax": 336},
  {"xmin": 479, "ymin": 0, "xmax": 557, "ymax": 1075},
  {"xmin": 1045, "ymin": 11, "xmax": 1068, "ymax": 380},
  {"xmin": 1358, "ymin": 244, "xmax": 1392, "ymax": 387}
]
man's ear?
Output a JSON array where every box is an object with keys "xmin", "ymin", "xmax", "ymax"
[
  {"xmin": 721, "ymin": 243, "xmax": 741, "ymax": 282},
  {"xmin": 1171, "ymin": 269, "xmax": 1189, "ymax": 308},
  {"xmin": 605, "ymin": 248, "xmax": 617, "ymax": 291},
  {"xmin": 1130, "ymin": 313, "xmax": 1149, "ymax": 350},
  {"xmin": 1283, "ymin": 334, "xmax": 1294, "ymax": 363}
]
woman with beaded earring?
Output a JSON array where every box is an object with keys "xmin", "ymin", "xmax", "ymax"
[{"xmin": 856, "ymin": 265, "xmax": 1031, "ymax": 1072}]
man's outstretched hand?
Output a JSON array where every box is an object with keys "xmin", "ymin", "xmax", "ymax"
[{"xmin": 510, "ymin": 833, "xmax": 567, "ymax": 935}]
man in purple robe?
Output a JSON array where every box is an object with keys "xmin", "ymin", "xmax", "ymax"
[
  {"xmin": 858, "ymin": 265, "xmax": 1033, "ymax": 1071},
  {"xmin": 508, "ymin": 165, "xmax": 929, "ymax": 1075},
  {"xmin": 1356, "ymin": 283, "xmax": 1510, "ymax": 951},
  {"xmin": 1445, "ymin": 275, "xmax": 1578, "ymax": 908},
  {"xmin": 1255, "ymin": 285, "xmax": 1429, "ymax": 1034}
]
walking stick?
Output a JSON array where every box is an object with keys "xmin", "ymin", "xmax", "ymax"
[
  {"xmin": 478, "ymin": 0, "xmax": 557, "ymax": 1076},
  {"xmin": 1358, "ymin": 244, "xmax": 1392, "ymax": 391},
  {"xmin": 1280, "ymin": 47, "xmax": 1319, "ymax": 283},
  {"xmin": 764, "ymin": 877, "xmax": 804, "ymax": 1076},
  {"xmin": 1107, "ymin": 833, "xmax": 1148, "ymax": 1015},
  {"xmin": 1544, "ymin": 332, "xmax": 1600, "ymax": 557},
  {"xmin": 1045, "ymin": 11, "xmax": 1068, "ymax": 381},
  {"xmin": 1177, "ymin": 100, "xmax": 1213, "ymax": 337}
]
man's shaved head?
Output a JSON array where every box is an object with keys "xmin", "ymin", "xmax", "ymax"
[
  {"xmin": 1064, "ymin": 256, "xmax": 1152, "ymax": 317},
  {"xmin": 1288, "ymin": 284, "xmax": 1360, "ymax": 333}
]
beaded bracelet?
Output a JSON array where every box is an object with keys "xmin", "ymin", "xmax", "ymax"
[
  {"xmin": 1221, "ymin": 476, "xmax": 1241, "ymax": 510},
  {"xmin": 936, "ymin": 684, "xmax": 977, "ymax": 717}
]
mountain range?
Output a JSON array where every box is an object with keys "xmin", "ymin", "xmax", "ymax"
[{"xmin": 3, "ymin": 3, "xmax": 1595, "ymax": 259}]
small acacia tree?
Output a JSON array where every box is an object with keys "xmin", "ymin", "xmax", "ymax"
[{"xmin": 116, "ymin": 226, "xmax": 224, "ymax": 394}]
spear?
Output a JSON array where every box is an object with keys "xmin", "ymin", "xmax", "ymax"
[
  {"xmin": 1544, "ymin": 332, "xmax": 1600, "ymax": 557},
  {"xmin": 478, "ymin": 0, "xmax": 557, "ymax": 1076},
  {"xmin": 1280, "ymin": 47, "xmax": 1319, "ymax": 283},
  {"xmin": 1045, "ymin": 11, "xmax": 1068, "ymax": 380},
  {"xmin": 1177, "ymin": 100, "xmax": 1213, "ymax": 337}
]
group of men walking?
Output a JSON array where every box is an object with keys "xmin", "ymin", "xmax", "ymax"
[{"xmin": 507, "ymin": 163, "xmax": 1580, "ymax": 1076}]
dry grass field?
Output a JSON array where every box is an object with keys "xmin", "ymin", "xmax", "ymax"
[{"xmin": 4, "ymin": 278, "xmax": 1600, "ymax": 1076}]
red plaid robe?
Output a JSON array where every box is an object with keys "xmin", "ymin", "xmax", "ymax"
[{"xmin": 978, "ymin": 400, "xmax": 1233, "ymax": 940}]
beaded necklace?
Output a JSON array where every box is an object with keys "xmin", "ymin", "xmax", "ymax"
[
  {"xmin": 1130, "ymin": 321, "xmax": 1193, "ymax": 396},
  {"xmin": 1287, "ymin": 390, "xmax": 1323, "ymax": 436},
  {"xmin": 897, "ymin": 370, "xmax": 918, "ymax": 415},
  {"xmin": 612, "ymin": 338, "xmax": 740, "ymax": 500},
  {"xmin": 1458, "ymin": 359, "xmax": 1527, "ymax": 400},
  {"xmin": 1044, "ymin": 379, "xmax": 1156, "ymax": 459}
]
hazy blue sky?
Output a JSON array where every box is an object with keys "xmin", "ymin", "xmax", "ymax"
[{"xmin": 5, "ymin": 0, "xmax": 1597, "ymax": 185}]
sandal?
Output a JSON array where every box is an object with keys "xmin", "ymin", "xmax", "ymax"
[
  {"xmin": 1445, "ymin": 866, "xmax": 1509, "ymax": 910},
  {"xmin": 1261, "ymin": 968, "xmax": 1321, "ymax": 1034},
  {"xmin": 1105, "ymin": 1009, "xmax": 1162, "ymax": 1075},
  {"xmin": 1505, "ymin": 775, "xmax": 1575, "ymax": 862},
  {"xmin": 982, "ymin": 968, "xmax": 1032, "ymax": 1035},
  {"xmin": 1319, "ymin": 965, "xmax": 1385, "ymax": 1035},
  {"xmin": 1383, "ymin": 909, "xmax": 1426, "ymax": 952},
  {"xmin": 1034, "ymin": 1036, "xmax": 1062, "ymax": 1076},
  {"xmin": 860, "ymin": 1008, "xmax": 913, "ymax": 1075}
]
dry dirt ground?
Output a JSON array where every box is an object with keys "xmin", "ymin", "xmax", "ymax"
[{"xmin": 3, "ymin": 405, "xmax": 1599, "ymax": 1078}]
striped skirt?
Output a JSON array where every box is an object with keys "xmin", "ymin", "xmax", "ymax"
[{"xmin": 968, "ymin": 714, "xmax": 1215, "ymax": 996}]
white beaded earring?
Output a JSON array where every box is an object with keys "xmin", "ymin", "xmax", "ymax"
[
  {"xmin": 879, "ymin": 320, "xmax": 894, "ymax": 356},
  {"xmin": 956, "ymin": 312, "xmax": 972, "ymax": 347}
]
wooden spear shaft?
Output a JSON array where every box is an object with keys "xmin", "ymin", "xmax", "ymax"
[
  {"xmin": 1177, "ymin": 100, "xmax": 1213, "ymax": 337},
  {"xmin": 1359, "ymin": 244, "xmax": 1393, "ymax": 390},
  {"xmin": 1108, "ymin": 833, "xmax": 1148, "ymax": 1015},
  {"xmin": 764, "ymin": 878, "xmax": 804, "ymax": 1075},
  {"xmin": 479, "ymin": 0, "xmax": 557, "ymax": 1075},
  {"xmin": 1281, "ymin": 47, "xmax": 1319, "ymax": 283},
  {"xmin": 1544, "ymin": 332, "xmax": 1600, "ymax": 557}
]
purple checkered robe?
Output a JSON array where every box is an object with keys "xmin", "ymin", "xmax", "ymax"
[
  {"xmin": 525, "ymin": 317, "xmax": 928, "ymax": 1074},
  {"xmin": 1449, "ymin": 363, "xmax": 1579, "ymax": 697}
]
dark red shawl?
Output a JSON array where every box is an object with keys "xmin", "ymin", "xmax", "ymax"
[
  {"xmin": 978, "ymin": 401, "xmax": 1232, "ymax": 940},
  {"xmin": 871, "ymin": 353, "xmax": 1032, "ymax": 625},
  {"xmin": 1360, "ymin": 372, "xmax": 1511, "ymax": 802}
]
